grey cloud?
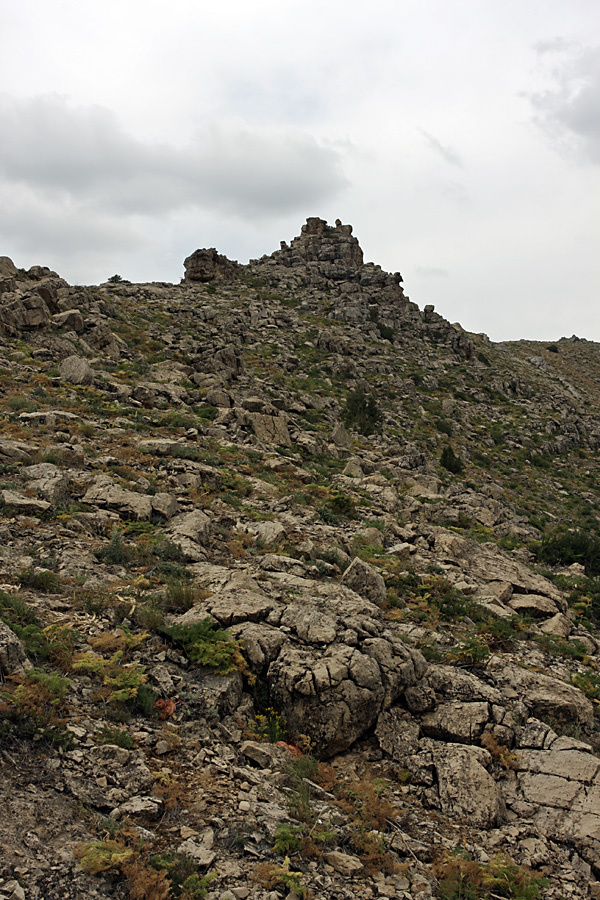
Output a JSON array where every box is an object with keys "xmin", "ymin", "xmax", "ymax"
[
  {"xmin": 418, "ymin": 129, "xmax": 463, "ymax": 167},
  {"xmin": 530, "ymin": 45, "xmax": 600, "ymax": 164},
  {"xmin": 0, "ymin": 94, "xmax": 348, "ymax": 218}
]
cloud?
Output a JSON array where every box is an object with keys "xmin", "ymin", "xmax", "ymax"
[
  {"xmin": 418, "ymin": 129, "xmax": 463, "ymax": 167},
  {"xmin": 529, "ymin": 44, "xmax": 600, "ymax": 165},
  {"xmin": 0, "ymin": 94, "xmax": 348, "ymax": 218}
]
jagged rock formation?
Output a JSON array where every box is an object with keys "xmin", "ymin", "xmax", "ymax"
[
  {"xmin": 2, "ymin": 220, "xmax": 600, "ymax": 898},
  {"xmin": 183, "ymin": 248, "xmax": 240, "ymax": 283}
]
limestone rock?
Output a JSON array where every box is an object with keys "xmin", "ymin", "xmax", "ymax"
[
  {"xmin": 59, "ymin": 355, "xmax": 94, "ymax": 385},
  {"xmin": 432, "ymin": 743, "xmax": 506, "ymax": 828},
  {"xmin": 434, "ymin": 531, "xmax": 565, "ymax": 605},
  {"xmin": 507, "ymin": 593, "xmax": 559, "ymax": 618},
  {"xmin": 25, "ymin": 463, "xmax": 70, "ymax": 504},
  {"xmin": 240, "ymin": 740, "xmax": 292, "ymax": 770},
  {"xmin": 421, "ymin": 701, "xmax": 490, "ymax": 744},
  {"xmin": 341, "ymin": 557, "xmax": 386, "ymax": 605},
  {"xmin": 323, "ymin": 851, "xmax": 364, "ymax": 875},
  {"xmin": 183, "ymin": 248, "xmax": 240, "ymax": 283},
  {"xmin": 488, "ymin": 656, "xmax": 593, "ymax": 729},
  {"xmin": 0, "ymin": 256, "xmax": 18, "ymax": 278},
  {"xmin": 53, "ymin": 309, "xmax": 84, "ymax": 332},
  {"xmin": 168, "ymin": 509, "xmax": 211, "ymax": 545},
  {"xmin": 1, "ymin": 490, "xmax": 51, "ymax": 515},
  {"xmin": 0, "ymin": 439, "xmax": 35, "ymax": 464},
  {"xmin": 151, "ymin": 492, "xmax": 180, "ymax": 519},
  {"xmin": 375, "ymin": 708, "xmax": 421, "ymax": 764},
  {"xmin": 0, "ymin": 620, "xmax": 32, "ymax": 676},
  {"xmin": 83, "ymin": 475, "xmax": 153, "ymax": 520},
  {"xmin": 540, "ymin": 613, "xmax": 572, "ymax": 638}
]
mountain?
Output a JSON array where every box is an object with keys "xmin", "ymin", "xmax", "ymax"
[{"xmin": 1, "ymin": 218, "xmax": 600, "ymax": 899}]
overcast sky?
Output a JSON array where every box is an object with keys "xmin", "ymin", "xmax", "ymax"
[{"xmin": 1, "ymin": 0, "xmax": 599, "ymax": 341}]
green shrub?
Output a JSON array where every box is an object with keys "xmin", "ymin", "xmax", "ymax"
[
  {"xmin": 535, "ymin": 529, "xmax": 600, "ymax": 576},
  {"xmin": 440, "ymin": 444, "xmax": 463, "ymax": 474},
  {"xmin": 97, "ymin": 726, "xmax": 134, "ymax": 749},
  {"xmin": 273, "ymin": 823, "xmax": 302, "ymax": 855},
  {"xmin": 95, "ymin": 527, "xmax": 137, "ymax": 566},
  {"xmin": 18, "ymin": 567, "xmax": 62, "ymax": 594},
  {"xmin": 342, "ymin": 387, "xmax": 382, "ymax": 435},
  {"xmin": 160, "ymin": 618, "xmax": 245, "ymax": 673},
  {"xmin": 436, "ymin": 418, "xmax": 453, "ymax": 437},
  {"xmin": 149, "ymin": 852, "xmax": 216, "ymax": 898},
  {"xmin": 489, "ymin": 423, "xmax": 504, "ymax": 445}
]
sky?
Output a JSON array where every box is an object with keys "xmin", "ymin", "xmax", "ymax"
[{"xmin": 0, "ymin": 0, "xmax": 599, "ymax": 342}]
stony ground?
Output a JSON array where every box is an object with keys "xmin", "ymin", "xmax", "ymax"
[{"xmin": 2, "ymin": 219, "xmax": 600, "ymax": 899}]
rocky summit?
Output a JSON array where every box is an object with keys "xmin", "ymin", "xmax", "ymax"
[{"xmin": 2, "ymin": 219, "xmax": 600, "ymax": 899}]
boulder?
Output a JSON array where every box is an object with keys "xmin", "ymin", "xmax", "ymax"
[
  {"xmin": 488, "ymin": 656, "xmax": 593, "ymax": 729},
  {"xmin": 168, "ymin": 509, "xmax": 211, "ymax": 545},
  {"xmin": 53, "ymin": 309, "xmax": 84, "ymax": 332},
  {"xmin": 83, "ymin": 475, "xmax": 153, "ymax": 520},
  {"xmin": 0, "ymin": 620, "xmax": 32, "ymax": 676},
  {"xmin": 434, "ymin": 532, "xmax": 566, "ymax": 605},
  {"xmin": 25, "ymin": 463, "xmax": 70, "ymax": 504},
  {"xmin": 0, "ymin": 439, "xmax": 35, "ymax": 465},
  {"xmin": 421, "ymin": 701, "xmax": 490, "ymax": 744},
  {"xmin": 268, "ymin": 636, "xmax": 424, "ymax": 758},
  {"xmin": 1, "ymin": 490, "xmax": 51, "ymax": 515},
  {"xmin": 341, "ymin": 557, "xmax": 386, "ymax": 605},
  {"xmin": 507, "ymin": 593, "xmax": 559, "ymax": 618},
  {"xmin": 375, "ymin": 708, "xmax": 421, "ymax": 764},
  {"xmin": 59, "ymin": 355, "xmax": 94, "ymax": 385},
  {"xmin": 432, "ymin": 743, "xmax": 506, "ymax": 828}
]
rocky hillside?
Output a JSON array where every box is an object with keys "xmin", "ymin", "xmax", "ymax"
[{"xmin": 2, "ymin": 217, "xmax": 600, "ymax": 900}]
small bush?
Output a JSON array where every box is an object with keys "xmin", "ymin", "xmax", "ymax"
[
  {"xmin": 97, "ymin": 726, "xmax": 134, "ymax": 749},
  {"xmin": 434, "ymin": 849, "xmax": 547, "ymax": 899},
  {"xmin": 164, "ymin": 580, "xmax": 204, "ymax": 611},
  {"xmin": 440, "ymin": 444, "xmax": 463, "ymax": 474},
  {"xmin": 342, "ymin": 387, "xmax": 382, "ymax": 436},
  {"xmin": 535, "ymin": 529, "xmax": 600, "ymax": 576},
  {"xmin": 436, "ymin": 418, "xmax": 453, "ymax": 437},
  {"xmin": 95, "ymin": 527, "xmax": 137, "ymax": 566},
  {"xmin": 18, "ymin": 567, "xmax": 61, "ymax": 594},
  {"xmin": 273, "ymin": 823, "xmax": 302, "ymax": 855},
  {"xmin": 160, "ymin": 618, "xmax": 245, "ymax": 673},
  {"xmin": 73, "ymin": 650, "xmax": 148, "ymax": 704},
  {"xmin": 450, "ymin": 636, "xmax": 490, "ymax": 668}
]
